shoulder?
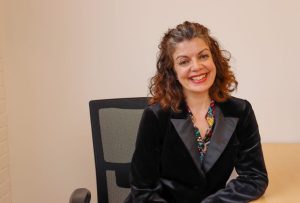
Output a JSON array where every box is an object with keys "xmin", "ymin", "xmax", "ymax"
[
  {"xmin": 146, "ymin": 103, "xmax": 171, "ymax": 118},
  {"xmin": 218, "ymin": 96, "xmax": 253, "ymax": 118},
  {"xmin": 142, "ymin": 103, "xmax": 171, "ymax": 128}
]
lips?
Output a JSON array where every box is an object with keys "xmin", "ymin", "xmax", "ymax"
[{"xmin": 190, "ymin": 73, "xmax": 207, "ymax": 82}]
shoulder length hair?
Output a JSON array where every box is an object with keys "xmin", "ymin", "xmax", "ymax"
[{"xmin": 149, "ymin": 21, "xmax": 238, "ymax": 112}]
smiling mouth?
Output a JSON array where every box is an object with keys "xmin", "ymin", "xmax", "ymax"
[{"xmin": 190, "ymin": 73, "xmax": 207, "ymax": 81}]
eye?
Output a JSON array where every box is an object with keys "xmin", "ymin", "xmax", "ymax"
[
  {"xmin": 178, "ymin": 60, "xmax": 190, "ymax": 66},
  {"xmin": 199, "ymin": 54, "xmax": 209, "ymax": 60}
]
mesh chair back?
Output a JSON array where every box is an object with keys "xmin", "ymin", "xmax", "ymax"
[{"xmin": 89, "ymin": 98, "xmax": 148, "ymax": 203}]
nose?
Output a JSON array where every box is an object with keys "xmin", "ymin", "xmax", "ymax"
[{"xmin": 191, "ymin": 59, "xmax": 202, "ymax": 72}]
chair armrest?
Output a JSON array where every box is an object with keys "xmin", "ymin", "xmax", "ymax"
[{"xmin": 69, "ymin": 188, "xmax": 91, "ymax": 203}]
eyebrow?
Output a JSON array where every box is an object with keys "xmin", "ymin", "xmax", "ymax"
[{"xmin": 175, "ymin": 48, "xmax": 209, "ymax": 60}]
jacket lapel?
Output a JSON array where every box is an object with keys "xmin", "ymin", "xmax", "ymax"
[
  {"xmin": 202, "ymin": 105, "xmax": 239, "ymax": 173},
  {"xmin": 170, "ymin": 103, "xmax": 239, "ymax": 175},
  {"xmin": 170, "ymin": 117, "xmax": 204, "ymax": 176}
]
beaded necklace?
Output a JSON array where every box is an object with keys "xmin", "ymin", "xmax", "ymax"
[{"xmin": 188, "ymin": 100, "xmax": 215, "ymax": 162}]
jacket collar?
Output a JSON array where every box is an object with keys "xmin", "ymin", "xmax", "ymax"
[{"xmin": 170, "ymin": 102, "xmax": 239, "ymax": 174}]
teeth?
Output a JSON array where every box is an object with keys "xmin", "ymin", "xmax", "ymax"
[{"xmin": 192, "ymin": 74, "xmax": 207, "ymax": 80}]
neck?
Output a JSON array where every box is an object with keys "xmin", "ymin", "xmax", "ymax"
[{"xmin": 185, "ymin": 92, "xmax": 211, "ymax": 114}]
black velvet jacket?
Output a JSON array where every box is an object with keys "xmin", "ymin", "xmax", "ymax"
[{"xmin": 125, "ymin": 97, "xmax": 268, "ymax": 203}]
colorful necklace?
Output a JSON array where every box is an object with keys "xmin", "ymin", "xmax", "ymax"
[{"xmin": 188, "ymin": 100, "xmax": 215, "ymax": 162}]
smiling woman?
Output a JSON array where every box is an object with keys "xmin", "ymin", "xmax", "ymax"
[
  {"xmin": 149, "ymin": 22, "xmax": 237, "ymax": 113},
  {"xmin": 172, "ymin": 38, "xmax": 216, "ymax": 101},
  {"xmin": 125, "ymin": 21, "xmax": 268, "ymax": 203}
]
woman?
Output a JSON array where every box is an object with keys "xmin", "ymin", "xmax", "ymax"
[{"xmin": 125, "ymin": 21, "xmax": 268, "ymax": 203}]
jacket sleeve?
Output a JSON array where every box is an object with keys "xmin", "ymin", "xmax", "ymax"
[
  {"xmin": 202, "ymin": 100, "xmax": 268, "ymax": 203},
  {"xmin": 125, "ymin": 107, "xmax": 168, "ymax": 203}
]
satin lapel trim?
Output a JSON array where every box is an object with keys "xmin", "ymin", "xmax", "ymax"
[
  {"xmin": 202, "ymin": 105, "xmax": 239, "ymax": 173},
  {"xmin": 170, "ymin": 118, "xmax": 204, "ymax": 176}
]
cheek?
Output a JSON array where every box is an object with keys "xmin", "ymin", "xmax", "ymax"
[
  {"xmin": 209, "ymin": 60, "xmax": 217, "ymax": 70},
  {"xmin": 212, "ymin": 67, "xmax": 217, "ymax": 76},
  {"xmin": 211, "ymin": 70, "xmax": 217, "ymax": 81},
  {"xmin": 174, "ymin": 68, "xmax": 187, "ymax": 79},
  {"xmin": 209, "ymin": 65, "xmax": 217, "ymax": 82},
  {"xmin": 210, "ymin": 63, "xmax": 217, "ymax": 76}
]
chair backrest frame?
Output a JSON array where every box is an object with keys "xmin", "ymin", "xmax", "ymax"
[{"xmin": 89, "ymin": 97, "xmax": 148, "ymax": 203}]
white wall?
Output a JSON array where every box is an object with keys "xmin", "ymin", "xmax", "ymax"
[{"xmin": 3, "ymin": 0, "xmax": 300, "ymax": 202}]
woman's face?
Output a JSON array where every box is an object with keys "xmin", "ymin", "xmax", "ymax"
[{"xmin": 172, "ymin": 37, "xmax": 216, "ymax": 98}]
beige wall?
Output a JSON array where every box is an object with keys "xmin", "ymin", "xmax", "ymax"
[
  {"xmin": 0, "ymin": 58, "xmax": 11, "ymax": 203},
  {"xmin": 0, "ymin": 0, "xmax": 12, "ymax": 202},
  {"xmin": 3, "ymin": 0, "xmax": 300, "ymax": 202},
  {"xmin": 0, "ymin": 66, "xmax": 11, "ymax": 203}
]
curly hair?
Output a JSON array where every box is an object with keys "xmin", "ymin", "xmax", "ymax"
[{"xmin": 149, "ymin": 21, "xmax": 238, "ymax": 112}]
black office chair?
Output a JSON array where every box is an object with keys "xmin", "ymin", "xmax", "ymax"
[{"xmin": 70, "ymin": 97, "xmax": 149, "ymax": 203}]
